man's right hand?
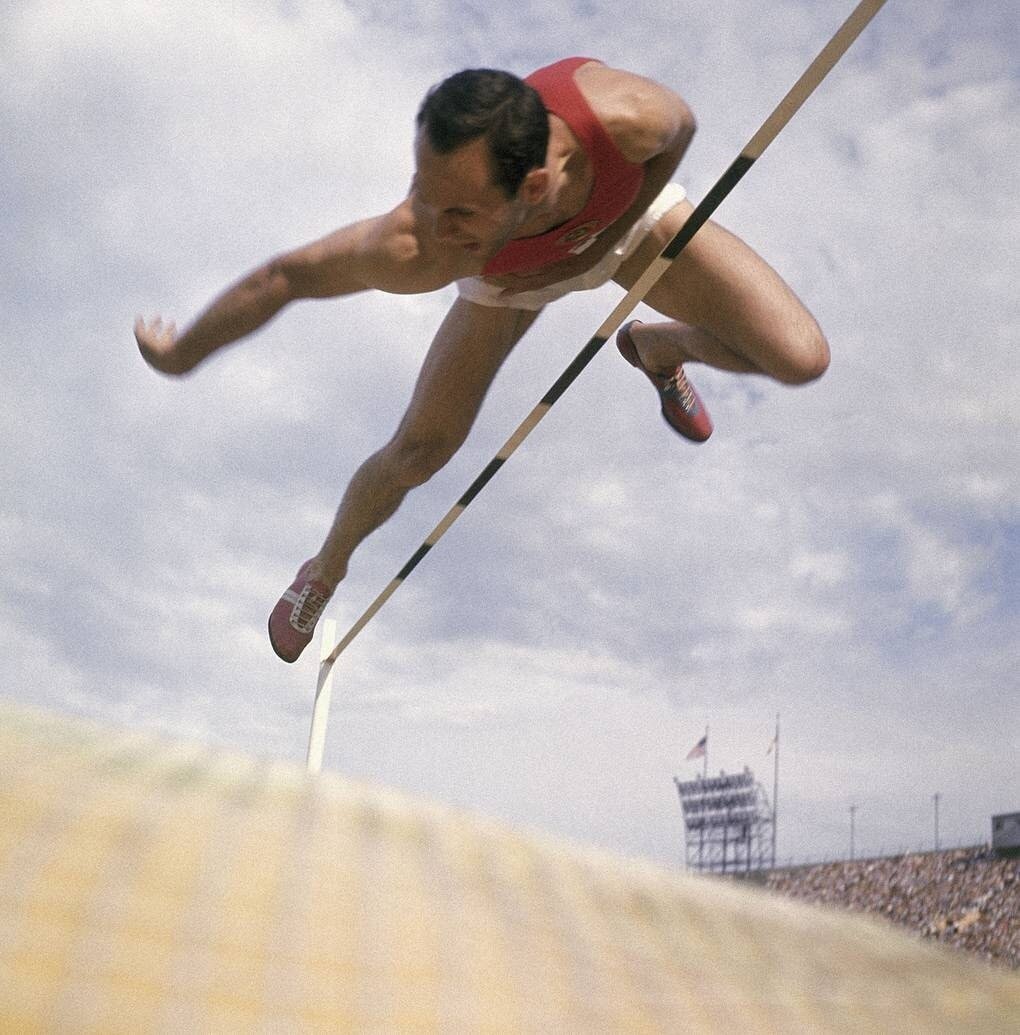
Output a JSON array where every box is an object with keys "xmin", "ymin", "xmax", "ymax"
[{"xmin": 135, "ymin": 315, "xmax": 190, "ymax": 375}]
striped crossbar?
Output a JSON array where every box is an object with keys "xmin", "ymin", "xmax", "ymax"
[{"xmin": 308, "ymin": 0, "xmax": 888, "ymax": 771}]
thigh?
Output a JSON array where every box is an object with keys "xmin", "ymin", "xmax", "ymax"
[
  {"xmin": 395, "ymin": 298, "xmax": 542, "ymax": 448},
  {"xmin": 613, "ymin": 199, "xmax": 823, "ymax": 373}
]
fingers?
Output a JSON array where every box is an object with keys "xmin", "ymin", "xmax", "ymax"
[
  {"xmin": 134, "ymin": 314, "xmax": 155, "ymax": 343},
  {"xmin": 134, "ymin": 314, "xmax": 188, "ymax": 375},
  {"xmin": 134, "ymin": 315, "xmax": 176, "ymax": 345}
]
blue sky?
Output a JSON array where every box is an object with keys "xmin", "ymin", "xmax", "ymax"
[{"xmin": 2, "ymin": 0, "xmax": 1017, "ymax": 867}]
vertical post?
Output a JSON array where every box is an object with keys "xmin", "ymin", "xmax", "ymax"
[
  {"xmin": 933, "ymin": 792, "xmax": 941, "ymax": 851},
  {"xmin": 771, "ymin": 713, "xmax": 780, "ymax": 868},
  {"xmin": 722, "ymin": 803, "xmax": 730, "ymax": 875},
  {"xmin": 305, "ymin": 619, "xmax": 338, "ymax": 774},
  {"xmin": 849, "ymin": 804, "xmax": 857, "ymax": 861}
]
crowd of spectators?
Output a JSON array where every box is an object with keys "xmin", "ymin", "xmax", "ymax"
[{"xmin": 765, "ymin": 845, "xmax": 1019, "ymax": 970}]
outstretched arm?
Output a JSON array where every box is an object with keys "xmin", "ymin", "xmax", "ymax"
[
  {"xmin": 135, "ymin": 207, "xmax": 447, "ymax": 376},
  {"xmin": 135, "ymin": 259, "xmax": 305, "ymax": 375}
]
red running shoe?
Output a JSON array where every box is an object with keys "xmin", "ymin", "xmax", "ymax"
[
  {"xmin": 616, "ymin": 321, "xmax": 713, "ymax": 442},
  {"xmin": 268, "ymin": 559, "xmax": 332, "ymax": 663}
]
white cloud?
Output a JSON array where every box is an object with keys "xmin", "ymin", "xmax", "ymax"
[{"xmin": 790, "ymin": 550, "xmax": 849, "ymax": 589}]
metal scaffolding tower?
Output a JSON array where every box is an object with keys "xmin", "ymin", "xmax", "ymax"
[{"xmin": 674, "ymin": 767, "xmax": 776, "ymax": 874}]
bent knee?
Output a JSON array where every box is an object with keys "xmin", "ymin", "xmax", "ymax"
[{"xmin": 774, "ymin": 324, "xmax": 830, "ymax": 385}]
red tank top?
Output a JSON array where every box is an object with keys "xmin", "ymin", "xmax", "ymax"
[{"xmin": 481, "ymin": 57, "xmax": 645, "ymax": 277}]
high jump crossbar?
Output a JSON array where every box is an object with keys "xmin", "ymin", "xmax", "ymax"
[{"xmin": 306, "ymin": 0, "xmax": 888, "ymax": 772}]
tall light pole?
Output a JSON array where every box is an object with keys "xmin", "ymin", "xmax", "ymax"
[
  {"xmin": 771, "ymin": 713, "xmax": 780, "ymax": 869},
  {"xmin": 933, "ymin": 793, "xmax": 941, "ymax": 851},
  {"xmin": 849, "ymin": 804, "xmax": 857, "ymax": 861}
]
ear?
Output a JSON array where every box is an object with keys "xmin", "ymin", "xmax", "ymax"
[{"xmin": 519, "ymin": 167, "xmax": 550, "ymax": 205}]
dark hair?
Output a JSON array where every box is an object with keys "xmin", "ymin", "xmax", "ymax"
[{"xmin": 416, "ymin": 69, "xmax": 549, "ymax": 198}]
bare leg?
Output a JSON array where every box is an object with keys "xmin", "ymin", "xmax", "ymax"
[
  {"xmin": 613, "ymin": 199, "xmax": 829, "ymax": 384},
  {"xmin": 309, "ymin": 298, "xmax": 541, "ymax": 590}
]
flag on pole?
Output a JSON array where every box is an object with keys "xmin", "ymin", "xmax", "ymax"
[
  {"xmin": 766, "ymin": 735, "xmax": 778, "ymax": 756},
  {"xmin": 686, "ymin": 734, "xmax": 707, "ymax": 761}
]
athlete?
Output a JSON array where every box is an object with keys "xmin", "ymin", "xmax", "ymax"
[{"xmin": 135, "ymin": 58, "xmax": 829, "ymax": 662}]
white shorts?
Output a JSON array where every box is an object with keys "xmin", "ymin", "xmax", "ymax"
[{"xmin": 456, "ymin": 182, "xmax": 687, "ymax": 311}]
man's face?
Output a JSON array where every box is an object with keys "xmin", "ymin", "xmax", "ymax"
[{"xmin": 411, "ymin": 131, "xmax": 524, "ymax": 257}]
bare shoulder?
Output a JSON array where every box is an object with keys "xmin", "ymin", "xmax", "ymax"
[
  {"xmin": 366, "ymin": 201, "xmax": 485, "ymax": 293},
  {"xmin": 279, "ymin": 200, "xmax": 461, "ymax": 298},
  {"xmin": 574, "ymin": 61, "xmax": 696, "ymax": 163}
]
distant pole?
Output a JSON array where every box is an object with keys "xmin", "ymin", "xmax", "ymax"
[
  {"xmin": 933, "ymin": 793, "xmax": 941, "ymax": 851},
  {"xmin": 849, "ymin": 804, "xmax": 857, "ymax": 861},
  {"xmin": 771, "ymin": 713, "xmax": 780, "ymax": 868},
  {"xmin": 699, "ymin": 725, "xmax": 708, "ymax": 870}
]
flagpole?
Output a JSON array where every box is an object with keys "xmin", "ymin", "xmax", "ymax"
[{"xmin": 772, "ymin": 713, "xmax": 780, "ymax": 867}]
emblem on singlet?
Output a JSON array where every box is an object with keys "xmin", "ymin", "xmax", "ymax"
[{"xmin": 558, "ymin": 219, "xmax": 605, "ymax": 254}]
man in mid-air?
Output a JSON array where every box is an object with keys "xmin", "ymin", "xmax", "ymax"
[{"xmin": 136, "ymin": 58, "xmax": 828, "ymax": 662}]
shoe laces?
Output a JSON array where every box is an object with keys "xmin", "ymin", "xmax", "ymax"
[
  {"xmin": 291, "ymin": 581, "xmax": 329, "ymax": 633},
  {"xmin": 663, "ymin": 367, "xmax": 698, "ymax": 413}
]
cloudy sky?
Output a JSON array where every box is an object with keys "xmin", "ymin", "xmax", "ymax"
[{"xmin": 2, "ymin": 0, "xmax": 1017, "ymax": 868}]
